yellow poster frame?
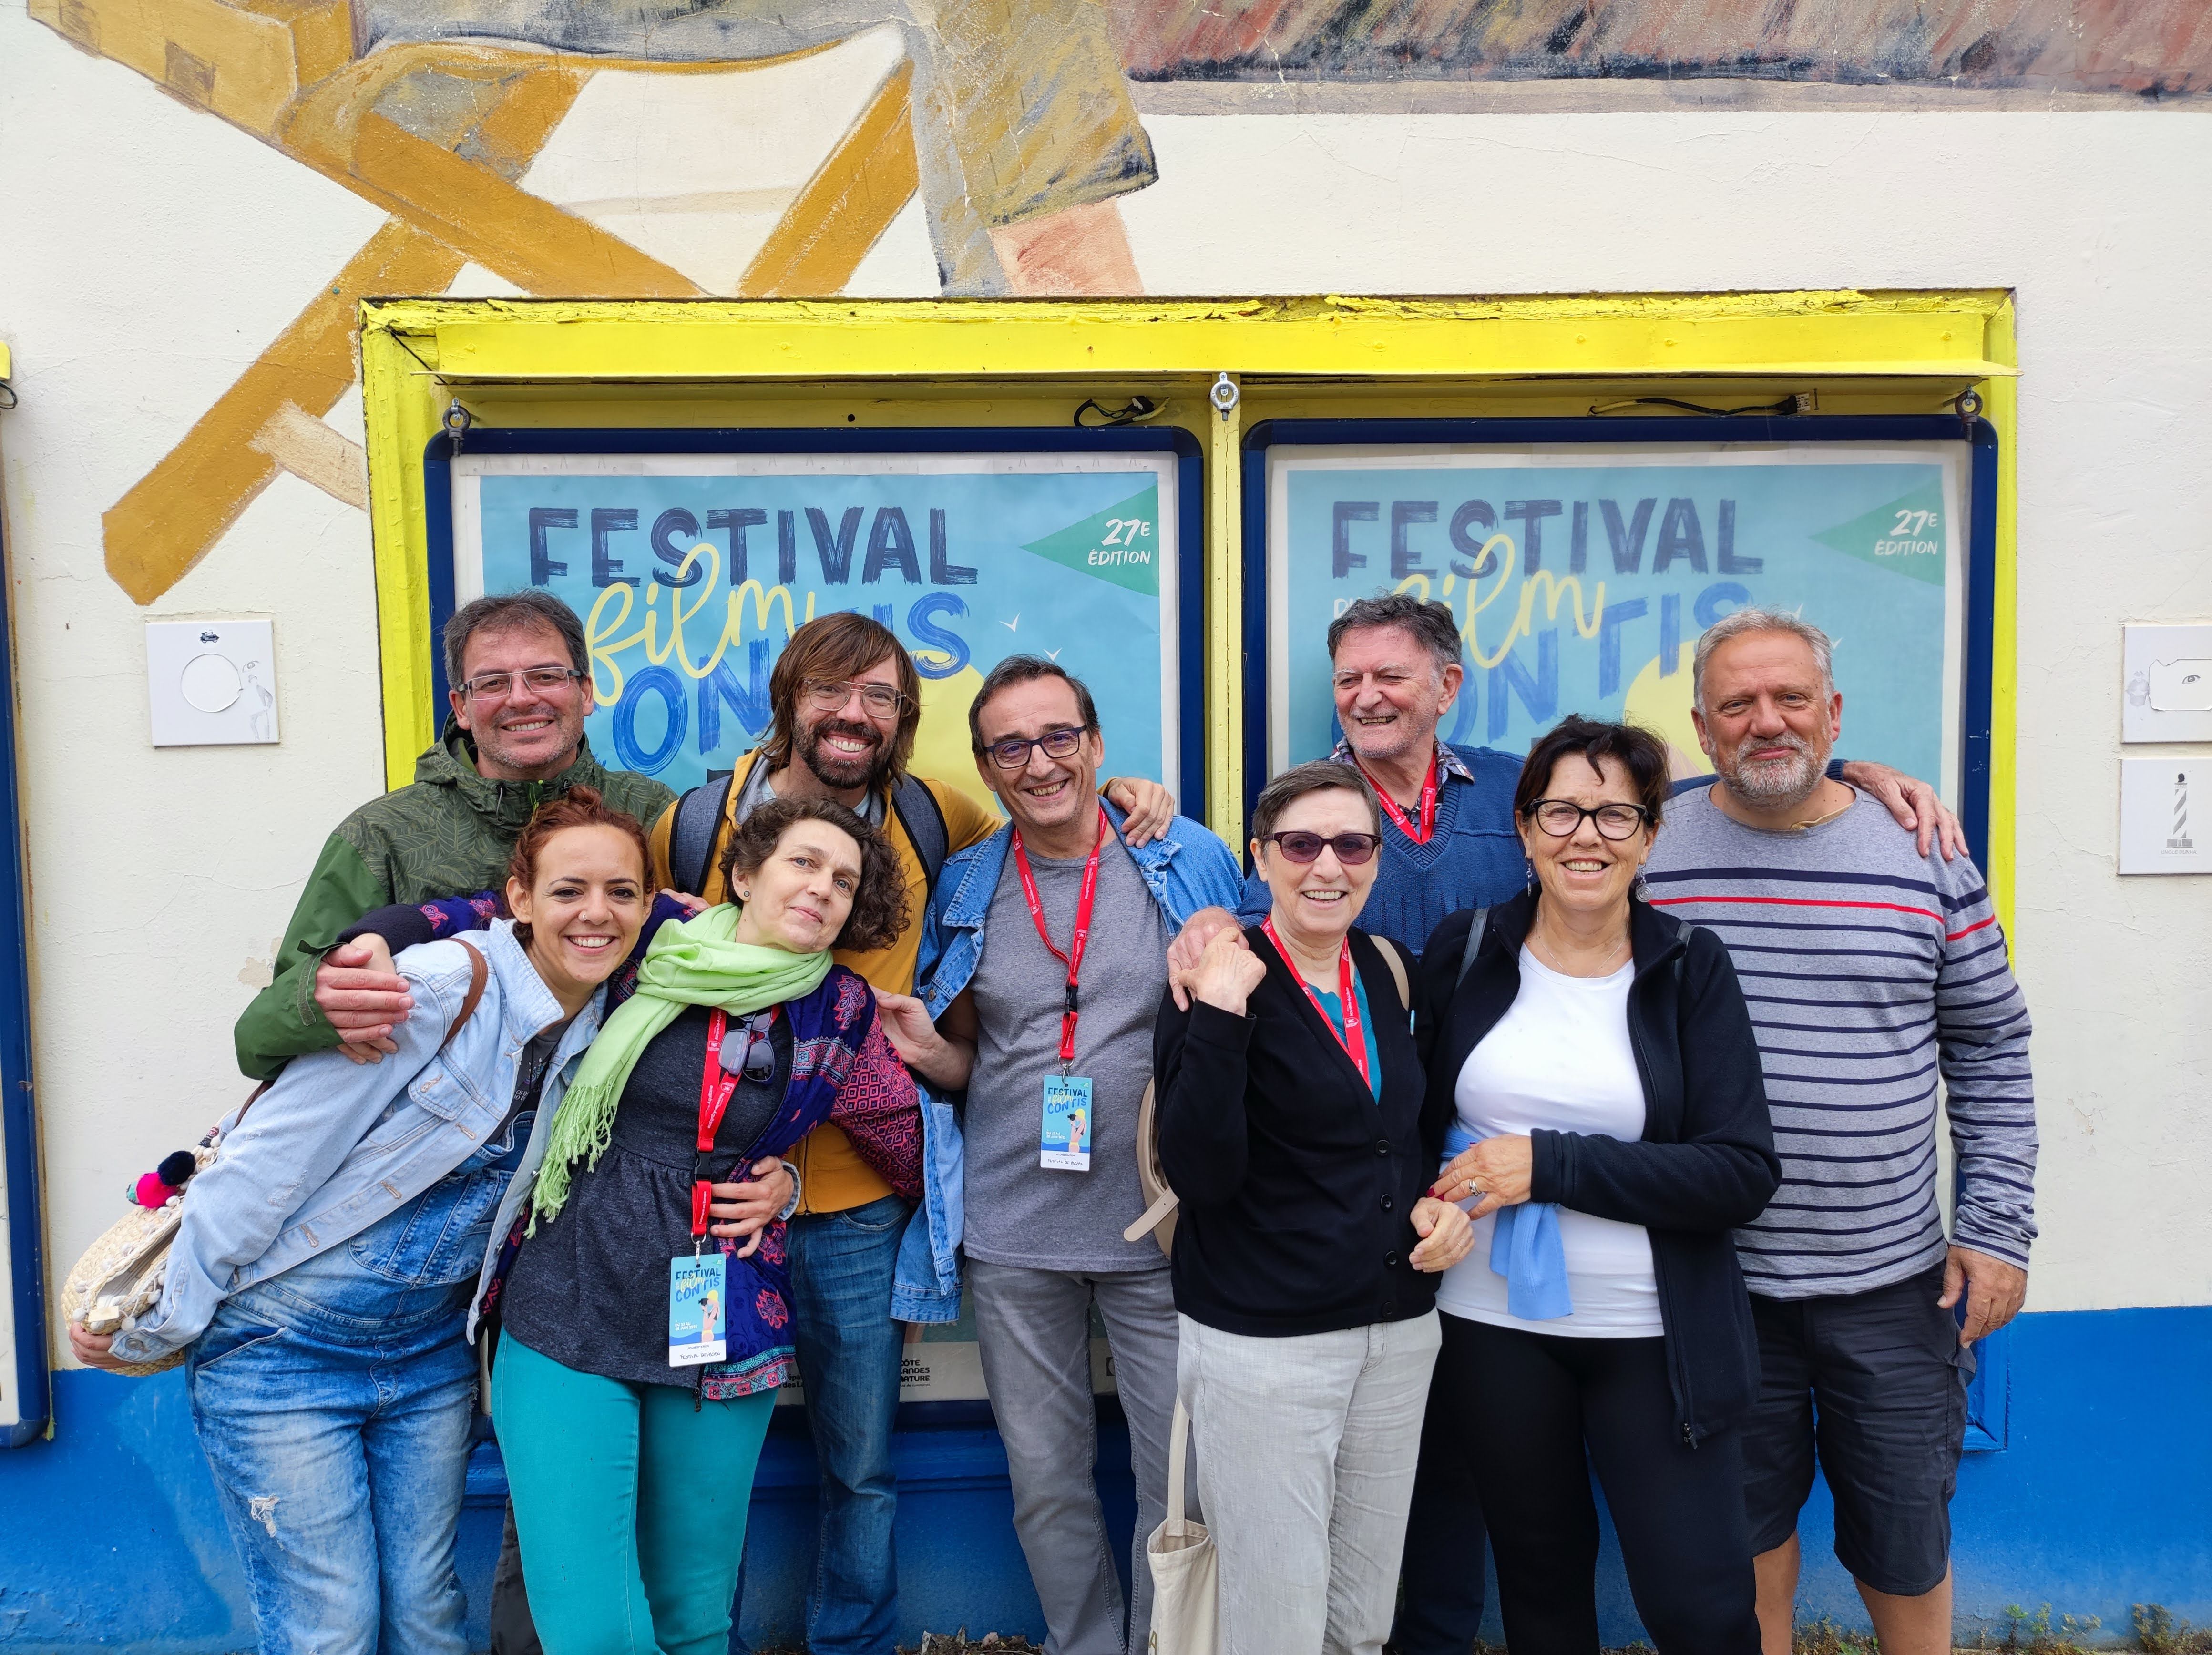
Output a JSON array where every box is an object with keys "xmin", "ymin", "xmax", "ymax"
[{"xmin": 359, "ymin": 290, "xmax": 2018, "ymax": 932}]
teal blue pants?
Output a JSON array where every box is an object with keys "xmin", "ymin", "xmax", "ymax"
[{"xmin": 492, "ymin": 1334, "xmax": 777, "ymax": 1655}]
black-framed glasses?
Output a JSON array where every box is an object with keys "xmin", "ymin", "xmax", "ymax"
[
  {"xmin": 983, "ymin": 725, "xmax": 1087, "ymax": 772},
  {"xmin": 804, "ymin": 678, "xmax": 911, "ymax": 717},
  {"xmin": 460, "ymin": 666, "xmax": 584, "ymax": 702},
  {"xmin": 1526, "ymin": 799, "xmax": 1651, "ymax": 840},
  {"xmin": 1262, "ymin": 830, "xmax": 1381, "ymax": 867},
  {"xmin": 719, "ymin": 1010, "xmax": 777, "ymax": 1083}
]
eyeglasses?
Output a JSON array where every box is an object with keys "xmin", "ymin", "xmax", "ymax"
[
  {"xmin": 804, "ymin": 678, "xmax": 911, "ymax": 718},
  {"xmin": 1526, "ymin": 799, "xmax": 1651, "ymax": 840},
  {"xmin": 718, "ymin": 1010, "xmax": 777, "ymax": 1083},
  {"xmin": 460, "ymin": 666, "xmax": 584, "ymax": 702},
  {"xmin": 1261, "ymin": 830, "xmax": 1381, "ymax": 867},
  {"xmin": 983, "ymin": 725, "xmax": 1087, "ymax": 772}
]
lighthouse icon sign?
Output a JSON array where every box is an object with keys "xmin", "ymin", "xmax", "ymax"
[{"xmin": 2170, "ymin": 772, "xmax": 2196, "ymax": 854}]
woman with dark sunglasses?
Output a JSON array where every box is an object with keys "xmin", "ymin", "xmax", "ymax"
[
  {"xmin": 1153, "ymin": 759, "xmax": 1474, "ymax": 1655},
  {"xmin": 1415, "ymin": 715, "xmax": 1779, "ymax": 1655}
]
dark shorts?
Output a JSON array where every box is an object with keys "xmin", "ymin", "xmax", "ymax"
[{"xmin": 1742, "ymin": 1262, "xmax": 1972, "ymax": 1597}]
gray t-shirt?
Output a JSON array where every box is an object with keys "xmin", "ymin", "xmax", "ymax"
[{"xmin": 962, "ymin": 836, "xmax": 1169, "ymax": 1273}]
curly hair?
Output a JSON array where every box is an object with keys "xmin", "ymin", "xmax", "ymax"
[
  {"xmin": 505, "ymin": 786, "xmax": 652, "ymax": 948},
  {"xmin": 717, "ymin": 796, "xmax": 909, "ymax": 954}
]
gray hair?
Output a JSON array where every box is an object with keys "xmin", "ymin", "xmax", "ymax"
[
  {"xmin": 444, "ymin": 590, "xmax": 588, "ymax": 689},
  {"xmin": 1251, "ymin": 759, "xmax": 1382, "ymax": 844},
  {"xmin": 1692, "ymin": 607, "xmax": 1835, "ymax": 713},
  {"xmin": 1326, "ymin": 594, "xmax": 1463, "ymax": 674}
]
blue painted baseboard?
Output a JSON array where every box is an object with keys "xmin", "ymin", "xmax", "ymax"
[{"xmin": 1, "ymin": 1305, "xmax": 2205, "ymax": 1651}]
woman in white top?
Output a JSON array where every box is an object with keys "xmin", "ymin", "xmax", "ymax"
[{"xmin": 1413, "ymin": 716, "xmax": 1780, "ymax": 1655}]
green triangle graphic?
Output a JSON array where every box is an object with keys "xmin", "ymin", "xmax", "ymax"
[
  {"xmin": 1020, "ymin": 486, "xmax": 1161, "ymax": 595},
  {"xmin": 1810, "ymin": 483, "xmax": 1947, "ymax": 585}
]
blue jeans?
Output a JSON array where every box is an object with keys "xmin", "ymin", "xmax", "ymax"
[
  {"xmin": 743, "ymin": 1193, "xmax": 908, "ymax": 1655},
  {"xmin": 188, "ymin": 1263, "xmax": 478, "ymax": 1655}
]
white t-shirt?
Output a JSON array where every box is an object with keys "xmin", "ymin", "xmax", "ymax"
[{"xmin": 1434, "ymin": 946, "xmax": 1661, "ymax": 1338}]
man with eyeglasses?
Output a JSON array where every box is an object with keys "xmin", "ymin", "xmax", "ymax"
[
  {"xmin": 871, "ymin": 656, "xmax": 1242, "ymax": 1655},
  {"xmin": 233, "ymin": 589, "xmax": 676, "ymax": 1082}
]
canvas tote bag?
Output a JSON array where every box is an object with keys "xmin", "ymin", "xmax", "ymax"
[{"xmin": 1145, "ymin": 1398, "xmax": 1218, "ymax": 1655}]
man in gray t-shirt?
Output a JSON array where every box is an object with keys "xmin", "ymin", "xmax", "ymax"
[
  {"xmin": 964, "ymin": 836, "xmax": 1168, "ymax": 1273},
  {"xmin": 881, "ymin": 657, "xmax": 1244, "ymax": 1655}
]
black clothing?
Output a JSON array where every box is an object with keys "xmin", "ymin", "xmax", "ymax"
[
  {"xmin": 500, "ymin": 1006, "xmax": 791, "ymax": 1388},
  {"xmin": 1153, "ymin": 925, "xmax": 1434, "ymax": 1338},
  {"xmin": 1442, "ymin": 1314, "xmax": 1761, "ymax": 1655},
  {"xmin": 1390, "ymin": 1370, "xmax": 1492, "ymax": 1655},
  {"xmin": 1418, "ymin": 891, "xmax": 1781, "ymax": 1444},
  {"xmin": 1742, "ymin": 1260, "xmax": 1971, "ymax": 1596}
]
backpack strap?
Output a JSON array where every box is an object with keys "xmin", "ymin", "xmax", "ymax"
[
  {"xmin": 1370, "ymin": 935, "xmax": 1412, "ymax": 1013},
  {"xmin": 1455, "ymin": 906, "xmax": 1491, "ymax": 987},
  {"xmin": 891, "ymin": 774, "xmax": 950, "ymax": 899},
  {"xmin": 670, "ymin": 771, "xmax": 736, "ymax": 897}
]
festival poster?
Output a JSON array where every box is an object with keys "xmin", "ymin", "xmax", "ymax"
[
  {"xmin": 1268, "ymin": 444, "xmax": 1968, "ymax": 797},
  {"xmin": 452, "ymin": 450, "xmax": 1184, "ymax": 821}
]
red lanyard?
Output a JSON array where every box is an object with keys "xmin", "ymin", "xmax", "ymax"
[
  {"xmin": 1356, "ymin": 750, "xmax": 1439, "ymax": 844},
  {"xmin": 690, "ymin": 1007, "xmax": 772, "ymax": 1239},
  {"xmin": 1011, "ymin": 807, "xmax": 1109, "ymax": 1068},
  {"xmin": 1261, "ymin": 918, "xmax": 1370, "ymax": 1087}
]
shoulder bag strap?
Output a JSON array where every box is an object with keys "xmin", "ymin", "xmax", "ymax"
[
  {"xmin": 234, "ymin": 939, "xmax": 488, "ymax": 1133},
  {"xmin": 671, "ymin": 771, "xmax": 737, "ymax": 898},
  {"xmin": 891, "ymin": 774, "xmax": 950, "ymax": 898},
  {"xmin": 1369, "ymin": 935, "xmax": 1412, "ymax": 1013},
  {"xmin": 1455, "ymin": 906, "xmax": 1491, "ymax": 987}
]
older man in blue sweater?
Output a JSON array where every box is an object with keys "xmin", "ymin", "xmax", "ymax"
[{"xmin": 1167, "ymin": 591, "xmax": 1963, "ymax": 1655}]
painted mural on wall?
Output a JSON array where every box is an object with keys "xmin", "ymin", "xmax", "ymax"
[{"xmin": 32, "ymin": 0, "xmax": 2206, "ymax": 609}]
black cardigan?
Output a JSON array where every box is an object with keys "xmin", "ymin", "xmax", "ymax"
[
  {"xmin": 1418, "ymin": 891, "xmax": 1781, "ymax": 1446},
  {"xmin": 1154, "ymin": 926, "xmax": 1438, "ymax": 1338}
]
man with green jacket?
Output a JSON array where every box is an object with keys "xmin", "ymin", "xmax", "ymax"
[{"xmin": 233, "ymin": 590, "xmax": 675, "ymax": 1080}]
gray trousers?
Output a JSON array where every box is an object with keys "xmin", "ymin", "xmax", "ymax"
[
  {"xmin": 968, "ymin": 1259, "xmax": 1187, "ymax": 1655},
  {"xmin": 1177, "ymin": 1311, "xmax": 1442, "ymax": 1655}
]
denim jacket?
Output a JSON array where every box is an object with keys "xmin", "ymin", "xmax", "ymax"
[
  {"xmin": 113, "ymin": 922, "xmax": 603, "ymax": 1364},
  {"xmin": 890, "ymin": 802, "xmax": 1245, "ymax": 1321}
]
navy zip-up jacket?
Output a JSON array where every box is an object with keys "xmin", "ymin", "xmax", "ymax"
[{"xmin": 1419, "ymin": 890, "xmax": 1781, "ymax": 1445}]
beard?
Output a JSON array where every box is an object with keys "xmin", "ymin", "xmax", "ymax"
[
  {"xmin": 796, "ymin": 715, "xmax": 891, "ymax": 792},
  {"xmin": 1718, "ymin": 729, "xmax": 1825, "ymax": 807}
]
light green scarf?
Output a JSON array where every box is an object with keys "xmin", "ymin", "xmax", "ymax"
[{"xmin": 530, "ymin": 904, "xmax": 831, "ymax": 1227}]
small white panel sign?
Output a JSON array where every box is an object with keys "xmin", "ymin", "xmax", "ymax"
[
  {"xmin": 2122, "ymin": 624, "xmax": 2212, "ymax": 743},
  {"xmin": 146, "ymin": 619, "xmax": 278, "ymax": 746},
  {"xmin": 2120, "ymin": 759, "xmax": 2212, "ymax": 875}
]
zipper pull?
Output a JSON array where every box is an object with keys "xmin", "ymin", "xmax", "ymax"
[{"xmin": 1682, "ymin": 1422, "xmax": 1697, "ymax": 1448}]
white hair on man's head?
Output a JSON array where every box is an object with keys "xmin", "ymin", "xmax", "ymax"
[{"xmin": 1692, "ymin": 607, "xmax": 1836, "ymax": 712}]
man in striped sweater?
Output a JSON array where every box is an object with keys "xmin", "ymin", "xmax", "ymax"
[{"xmin": 1645, "ymin": 608, "xmax": 2038, "ymax": 1655}]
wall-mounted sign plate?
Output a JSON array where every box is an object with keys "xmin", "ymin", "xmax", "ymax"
[
  {"xmin": 2120, "ymin": 758, "xmax": 2212, "ymax": 875},
  {"xmin": 2122, "ymin": 624, "xmax": 2212, "ymax": 743},
  {"xmin": 145, "ymin": 619, "xmax": 278, "ymax": 747}
]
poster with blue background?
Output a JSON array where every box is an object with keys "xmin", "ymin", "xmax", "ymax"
[
  {"xmin": 1267, "ymin": 443, "xmax": 1967, "ymax": 797},
  {"xmin": 453, "ymin": 450, "xmax": 1184, "ymax": 823}
]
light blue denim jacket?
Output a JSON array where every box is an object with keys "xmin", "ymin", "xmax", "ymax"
[
  {"xmin": 890, "ymin": 803, "xmax": 1245, "ymax": 1321},
  {"xmin": 112, "ymin": 922, "xmax": 603, "ymax": 1364}
]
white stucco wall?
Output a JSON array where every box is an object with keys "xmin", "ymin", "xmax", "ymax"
[{"xmin": 2, "ymin": 4, "xmax": 2206, "ymax": 1364}]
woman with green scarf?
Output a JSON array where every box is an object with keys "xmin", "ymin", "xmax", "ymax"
[{"xmin": 488, "ymin": 796, "xmax": 923, "ymax": 1655}]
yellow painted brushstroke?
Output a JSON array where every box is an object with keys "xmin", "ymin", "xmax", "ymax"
[
  {"xmin": 104, "ymin": 218, "xmax": 465, "ymax": 606},
  {"xmin": 737, "ymin": 61, "xmax": 922, "ymax": 297}
]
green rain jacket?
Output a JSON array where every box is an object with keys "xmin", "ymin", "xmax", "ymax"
[{"xmin": 233, "ymin": 722, "xmax": 676, "ymax": 1080}]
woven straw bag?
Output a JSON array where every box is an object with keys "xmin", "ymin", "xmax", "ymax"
[{"xmin": 58, "ymin": 1139, "xmax": 224, "ymax": 1377}]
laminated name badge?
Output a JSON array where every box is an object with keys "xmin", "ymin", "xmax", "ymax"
[
  {"xmin": 668, "ymin": 1252, "xmax": 728, "ymax": 1367},
  {"xmin": 1040, "ymin": 1074, "xmax": 1094, "ymax": 1172}
]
